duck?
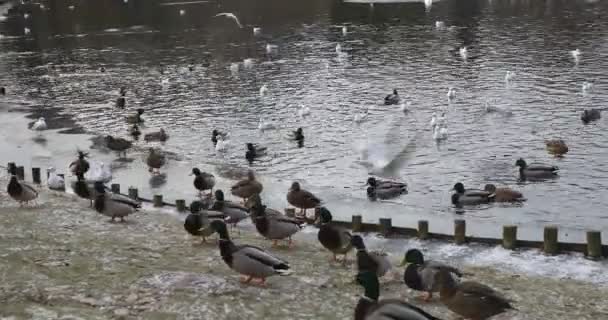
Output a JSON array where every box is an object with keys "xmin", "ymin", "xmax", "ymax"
[
  {"xmin": 85, "ymin": 162, "xmax": 112, "ymax": 184},
  {"xmin": 545, "ymin": 139, "xmax": 568, "ymax": 156},
  {"xmin": 288, "ymin": 128, "xmax": 304, "ymax": 147},
  {"xmin": 384, "ymin": 89, "xmax": 400, "ymax": 105},
  {"xmin": 129, "ymin": 124, "xmax": 140, "ymax": 139},
  {"xmin": 116, "ymin": 96, "xmax": 126, "ymax": 109},
  {"xmin": 258, "ymin": 118, "xmax": 276, "ymax": 131},
  {"xmin": 212, "ymin": 129, "xmax": 229, "ymax": 146},
  {"xmin": 210, "ymin": 190, "xmax": 250, "ymax": 229},
  {"xmin": 144, "ymin": 128, "xmax": 168, "ymax": 142},
  {"xmin": 354, "ymin": 271, "xmax": 443, "ymax": 320},
  {"xmin": 146, "ymin": 148, "xmax": 166, "ymax": 174},
  {"xmin": 433, "ymin": 125, "xmax": 448, "ymax": 141},
  {"xmin": 231, "ymin": 170, "xmax": 263, "ymax": 202},
  {"xmin": 259, "ymin": 84, "xmax": 268, "ymax": 97},
  {"xmin": 93, "ymin": 181, "xmax": 140, "ymax": 222},
  {"xmin": 581, "ymin": 109, "xmax": 601, "ymax": 124},
  {"xmin": 105, "ymin": 136, "xmax": 132, "ymax": 158},
  {"xmin": 47, "ymin": 167, "xmax": 65, "ymax": 191},
  {"xmin": 316, "ymin": 207, "xmax": 352, "ymax": 263},
  {"xmin": 246, "ymin": 143, "xmax": 267, "ymax": 164},
  {"xmin": 248, "ymin": 198, "xmax": 303, "ymax": 247},
  {"xmin": 436, "ymin": 269, "xmax": 514, "ymax": 320},
  {"xmin": 210, "ymin": 220, "xmax": 290, "ymax": 286},
  {"xmin": 483, "ymin": 184, "xmax": 524, "ymax": 202},
  {"xmin": 459, "ymin": 47, "xmax": 468, "ymax": 60},
  {"xmin": 184, "ymin": 200, "xmax": 225, "ymax": 243},
  {"xmin": 401, "ymin": 249, "xmax": 463, "ymax": 302},
  {"xmin": 351, "ymin": 235, "xmax": 392, "ymax": 278},
  {"xmin": 69, "ymin": 150, "xmax": 90, "ymax": 176},
  {"xmin": 7, "ymin": 171, "xmax": 38, "ymax": 206},
  {"xmin": 72, "ymin": 174, "xmax": 106, "ymax": 207},
  {"xmin": 435, "ymin": 21, "xmax": 445, "ymax": 29},
  {"xmin": 447, "ymin": 87, "xmax": 456, "ymax": 100},
  {"xmin": 451, "ymin": 182, "xmax": 495, "ymax": 206},
  {"xmin": 126, "ymin": 108, "xmax": 145, "ymax": 124},
  {"xmin": 0, "ymin": 87, "xmax": 5, "ymax": 95},
  {"xmin": 190, "ymin": 168, "xmax": 215, "ymax": 196},
  {"xmin": 287, "ymin": 181, "xmax": 322, "ymax": 216},
  {"xmin": 298, "ymin": 105, "xmax": 311, "ymax": 117},
  {"xmin": 366, "ymin": 177, "xmax": 407, "ymax": 201},
  {"xmin": 215, "ymin": 135, "xmax": 230, "ymax": 152},
  {"xmin": 31, "ymin": 117, "xmax": 47, "ymax": 132},
  {"xmin": 515, "ymin": 158, "xmax": 558, "ymax": 180}
]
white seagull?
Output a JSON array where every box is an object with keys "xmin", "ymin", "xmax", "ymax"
[
  {"xmin": 215, "ymin": 13, "xmax": 243, "ymax": 28},
  {"xmin": 259, "ymin": 84, "xmax": 268, "ymax": 97},
  {"xmin": 459, "ymin": 47, "xmax": 468, "ymax": 60},
  {"xmin": 32, "ymin": 117, "xmax": 47, "ymax": 132},
  {"xmin": 47, "ymin": 167, "xmax": 65, "ymax": 191},
  {"xmin": 447, "ymin": 87, "xmax": 456, "ymax": 100}
]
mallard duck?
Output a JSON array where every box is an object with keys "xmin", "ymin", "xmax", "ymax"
[
  {"xmin": 7, "ymin": 172, "xmax": 38, "ymax": 205},
  {"xmin": 85, "ymin": 162, "xmax": 112, "ymax": 184},
  {"xmin": 129, "ymin": 124, "xmax": 140, "ymax": 139},
  {"xmin": 212, "ymin": 129, "xmax": 228, "ymax": 146},
  {"xmin": 190, "ymin": 168, "xmax": 215, "ymax": 196},
  {"xmin": 146, "ymin": 148, "xmax": 166, "ymax": 174},
  {"xmin": 366, "ymin": 177, "xmax": 407, "ymax": 201},
  {"xmin": 210, "ymin": 190, "xmax": 249, "ymax": 230},
  {"xmin": 515, "ymin": 158, "xmax": 558, "ymax": 180},
  {"xmin": 287, "ymin": 181, "xmax": 322, "ymax": 216},
  {"xmin": 483, "ymin": 184, "xmax": 524, "ymax": 202},
  {"xmin": 93, "ymin": 181, "xmax": 140, "ymax": 222},
  {"xmin": 209, "ymin": 220, "xmax": 290, "ymax": 286},
  {"xmin": 47, "ymin": 167, "xmax": 65, "ymax": 191},
  {"xmin": 288, "ymin": 128, "xmax": 304, "ymax": 147},
  {"xmin": 249, "ymin": 199, "xmax": 303, "ymax": 247},
  {"xmin": 116, "ymin": 96, "xmax": 126, "ymax": 109},
  {"xmin": 545, "ymin": 139, "xmax": 568, "ymax": 156},
  {"xmin": 581, "ymin": 109, "xmax": 601, "ymax": 124},
  {"xmin": 245, "ymin": 143, "xmax": 267, "ymax": 164},
  {"xmin": 231, "ymin": 170, "xmax": 263, "ymax": 202},
  {"xmin": 69, "ymin": 150, "xmax": 90, "ymax": 176},
  {"xmin": 351, "ymin": 235, "xmax": 392, "ymax": 278},
  {"xmin": 144, "ymin": 128, "xmax": 168, "ymax": 142},
  {"xmin": 126, "ymin": 108, "xmax": 144, "ymax": 124},
  {"xmin": 451, "ymin": 182, "xmax": 495, "ymax": 206},
  {"xmin": 436, "ymin": 269, "xmax": 513, "ymax": 320},
  {"xmin": 384, "ymin": 89, "xmax": 400, "ymax": 105},
  {"xmin": 402, "ymin": 249, "xmax": 462, "ymax": 302},
  {"xmin": 316, "ymin": 207, "xmax": 352, "ymax": 263},
  {"xmin": 355, "ymin": 271, "xmax": 443, "ymax": 320},
  {"xmin": 184, "ymin": 200, "xmax": 225, "ymax": 243},
  {"xmin": 105, "ymin": 136, "xmax": 132, "ymax": 158}
]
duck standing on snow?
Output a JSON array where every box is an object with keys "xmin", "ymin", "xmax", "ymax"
[
  {"xmin": 47, "ymin": 167, "xmax": 65, "ymax": 191},
  {"xmin": 317, "ymin": 207, "xmax": 352, "ymax": 263},
  {"xmin": 351, "ymin": 235, "xmax": 392, "ymax": 278},
  {"xmin": 105, "ymin": 136, "xmax": 132, "ymax": 158},
  {"xmin": 184, "ymin": 200, "xmax": 225, "ymax": 244},
  {"xmin": 515, "ymin": 158, "xmax": 558, "ymax": 180},
  {"xmin": 210, "ymin": 190, "xmax": 250, "ymax": 230},
  {"xmin": 401, "ymin": 248, "xmax": 462, "ymax": 302},
  {"xmin": 246, "ymin": 143, "xmax": 267, "ymax": 164},
  {"xmin": 126, "ymin": 108, "xmax": 145, "ymax": 124},
  {"xmin": 436, "ymin": 269, "xmax": 514, "ymax": 320},
  {"xmin": 69, "ymin": 151, "xmax": 90, "ymax": 177},
  {"xmin": 190, "ymin": 168, "xmax": 215, "ymax": 196},
  {"xmin": 7, "ymin": 169, "xmax": 38, "ymax": 206},
  {"xmin": 146, "ymin": 148, "xmax": 166, "ymax": 174},
  {"xmin": 31, "ymin": 117, "xmax": 47, "ymax": 133},
  {"xmin": 366, "ymin": 177, "xmax": 407, "ymax": 201},
  {"xmin": 93, "ymin": 181, "xmax": 140, "ymax": 222},
  {"xmin": 384, "ymin": 89, "xmax": 400, "ymax": 105},
  {"xmin": 231, "ymin": 170, "xmax": 263, "ymax": 203},
  {"xmin": 144, "ymin": 128, "xmax": 168, "ymax": 142},
  {"xmin": 210, "ymin": 220, "xmax": 290, "ymax": 286},
  {"xmin": 354, "ymin": 271, "xmax": 442, "ymax": 320},
  {"xmin": 451, "ymin": 182, "xmax": 495, "ymax": 206},
  {"xmin": 248, "ymin": 196, "xmax": 303, "ymax": 247},
  {"xmin": 287, "ymin": 181, "xmax": 322, "ymax": 216}
]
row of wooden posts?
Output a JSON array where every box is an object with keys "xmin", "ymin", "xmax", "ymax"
[{"xmin": 6, "ymin": 163, "xmax": 607, "ymax": 259}]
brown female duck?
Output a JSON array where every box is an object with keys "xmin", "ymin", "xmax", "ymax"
[
  {"xmin": 287, "ymin": 181, "xmax": 322, "ymax": 216},
  {"xmin": 231, "ymin": 170, "xmax": 263, "ymax": 202}
]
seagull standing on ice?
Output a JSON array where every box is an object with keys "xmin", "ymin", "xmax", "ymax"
[
  {"xmin": 32, "ymin": 117, "xmax": 47, "ymax": 133},
  {"xmin": 214, "ymin": 13, "xmax": 243, "ymax": 28}
]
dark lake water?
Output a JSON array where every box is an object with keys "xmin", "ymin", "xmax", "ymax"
[{"xmin": 1, "ymin": 0, "xmax": 607, "ymax": 242}]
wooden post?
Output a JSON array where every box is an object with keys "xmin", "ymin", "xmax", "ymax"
[
  {"xmin": 153, "ymin": 195, "xmax": 163, "ymax": 207},
  {"xmin": 586, "ymin": 230, "xmax": 602, "ymax": 260},
  {"xmin": 454, "ymin": 219, "xmax": 466, "ymax": 245},
  {"xmin": 284, "ymin": 208, "xmax": 296, "ymax": 217},
  {"xmin": 16, "ymin": 166, "xmax": 25, "ymax": 180},
  {"xmin": 502, "ymin": 225, "xmax": 518, "ymax": 250},
  {"xmin": 128, "ymin": 187, "xmax": 139, "ymax": 200},
  {"xmin": 418, "ymin": 220, "xmax": 429, "ymax": 240},
  {"xmin": 352, "ymin": 215, "xmax": 363, "ymax": 232},
  {"xmin": 379, "ymin": 218, "xmax": 392, "ymax": 237},
  {"xmin": 7, "ymin": 162, "xmax": 15, "ymax": 174},
  {"xmin": 176, "ymin": 199, "xmax": 186, "ymax": 212},
  {"xmin": 111, "ymin": 183, "xmax": 120, "ymax": 194},
  {"xmin": 31, "ymin": 168, "xmax": 41, "ymax": 184},
  {"xmin": 543, "ymin": 226, "xmax": 559, "ymax": 255}
]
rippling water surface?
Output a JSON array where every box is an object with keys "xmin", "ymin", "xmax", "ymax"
[{"xmin": 1, "ymin": 0, "xmax": 607, "ymax": 241}]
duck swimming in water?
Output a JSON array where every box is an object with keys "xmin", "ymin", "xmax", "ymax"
[
  {"xmin": 366, "ymin": 177, "xmax": 407, "ymax": 201},
  {"xmin": 384, "ymin": 89, "xmax": 400, "ymax": 105},
  {"xmin": 451, "ymin": 182, "xmax": 495, "ymax": 206},
  {"xmin": 581, "ymin": 109, "xmax": 601, "ymax": 124},
  {"xmin": 515, "ymin": 158, "xmax": 558, "ymax": 180},
  {"xmin": 246, "ymin": 143, "xmax": 267, "ymax": 164}
]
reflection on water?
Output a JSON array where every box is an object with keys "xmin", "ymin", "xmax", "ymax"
[{"xmin": 0, "ymin": 0, "xmax": 607, "ymax": 241}]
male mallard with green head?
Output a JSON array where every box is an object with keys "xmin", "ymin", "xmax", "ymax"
[
  {"xmin": 451, "ymin": 182, "xmax": 495, "ymax": 207},
  {"xmin": 401, "ymin": 249, "xmax": 462, "ymax": 302},
  {"xmin": 316, "ymin": 207, "xmax": 352, "ymax": 264}
]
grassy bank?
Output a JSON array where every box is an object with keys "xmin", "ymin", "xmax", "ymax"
[{"xmin": 0, "ymin": 181, "xmax": 607, "ymax": 320}]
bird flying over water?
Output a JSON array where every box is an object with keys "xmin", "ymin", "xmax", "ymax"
[{"xmin": 214, "ymin": 13, "xmax": 243, "ymax": 28}]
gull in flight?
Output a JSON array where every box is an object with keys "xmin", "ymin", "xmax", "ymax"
[{"xmin": 215, "ymin": 13, "xmax": 243, "ymax": 28}]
